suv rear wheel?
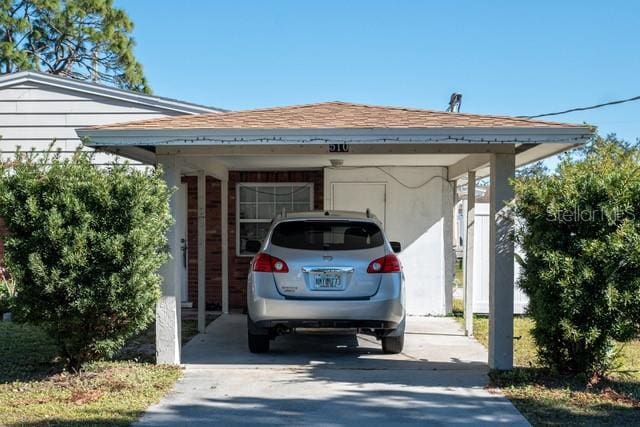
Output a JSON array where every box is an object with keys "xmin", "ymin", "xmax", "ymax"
[
  {"xmin": 381, "ymin": 334, "xmax": 404, "ymax": 354},
  {"xmin": 248, "ymin": 330, "xmax": 270, "ymax": 353},
  {"xmin": 247, "ymin": 316, "xmax": 271, "ymax": 353}
]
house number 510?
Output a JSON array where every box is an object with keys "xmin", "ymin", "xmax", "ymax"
[{"xmin": 329, "ymin": 144, "xmax": 350, "ymax": 153}]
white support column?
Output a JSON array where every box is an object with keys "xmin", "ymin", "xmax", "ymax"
[
  {"xmin": 452, "ymin": 179, "xmax": 459, "ymax": 248},
  {"xmin": 156, "ymin": 157, "xmax": 184, "ymax": 365},
  {"xmin": 488, "ymin": 153, "xmax": 515, "ymax": 370},
  {"xmin": 221, "ymin": 177, "xmax": 229, "ymax": 314},
  {"xmin": 443, "ymin": 176, "xmax": 455, "ymax": 315},
  {"xmin": 463, "ymin": 171, "xmax": 476, "ymax": 336},
  {"xmin": 197, "ymin": 171, "xmax": 206, "ymax": 333}
]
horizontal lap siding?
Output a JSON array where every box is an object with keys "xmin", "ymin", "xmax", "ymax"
[
  {"xmin": 0, "ymin": 112, "xmax": 168, "ymax": 126},
  {"xmin": 0, "ymin": 80, "xmax": 204, "ymax": 271},
  {"xmin": 0, "ymin": 83, "xmax": 181, "ymax": 161}
]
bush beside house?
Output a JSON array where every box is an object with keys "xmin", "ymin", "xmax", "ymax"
[
  {"xmin": 0, "ymin": 150, "xmax": 173, "ymax": 370},
  {"xmin": 0, "ymin": 267, "xmax": 15, "ymax": 319},
  {"xmin": 513, "ymin": 136, "xmax": 640, "ymax": 376}
]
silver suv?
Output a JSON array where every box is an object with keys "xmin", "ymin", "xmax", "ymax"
[{"xmin": 245, "ymin": 210, "xmax": 406, "ymax": 354}]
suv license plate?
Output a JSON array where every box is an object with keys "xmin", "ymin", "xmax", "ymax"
[{"xmin": 312, "ymin": 274, "xmax": 343, "ymax": 290}]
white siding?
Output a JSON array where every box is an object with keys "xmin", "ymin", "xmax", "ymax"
[
  {"xmin": 324, "ymin": 166, "xmax": 454, "ymax": 316},
  {"xmin": 0, "ymin": 81, "xmax": 186, "ymax": 164}
]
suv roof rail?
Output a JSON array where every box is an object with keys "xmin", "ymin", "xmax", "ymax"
[{"xmin": 273, "ymin": 210, "xmax": 381, "ymax": 223}]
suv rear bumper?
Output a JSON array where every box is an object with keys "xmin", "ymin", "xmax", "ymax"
[
  {"xmin": 252, "ymin": 319, "xmax": 400, "ymax": 330},
  {"xmin": 248, "ymin": 273, "xmax": 405, "ymax": 328},
  {"xmin": 249, "ymin": 295, "xmax": 404, "ymax": 325}
]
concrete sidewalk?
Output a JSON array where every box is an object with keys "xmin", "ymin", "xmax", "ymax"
[{"xmin": 135, "ymin": 315, "xmax": 529, "ymax": 426}]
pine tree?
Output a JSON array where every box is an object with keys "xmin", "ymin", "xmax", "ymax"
[{"xmin": 0, "ymin": 0, "xmax": 150, "ymax": 93}]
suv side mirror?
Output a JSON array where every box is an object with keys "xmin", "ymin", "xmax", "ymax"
[
  {"xmin": 390, "ymin": 241, "xmax": 402, "ymax": 253},
  {"xmin": 245, "ymin": 240, "xmax": 262, "ymax": 254}
]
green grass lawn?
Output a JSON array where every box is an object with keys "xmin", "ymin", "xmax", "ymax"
[
  {"xmin": 116, "ymin": 313, "xmax": 218, "ymax": 362},
  {"xmin": 453, "ymin": 311, "xmax": 640, "ymax": 426},
  {"xmin": 0, "ymin": 321, "xmax": 184, "ymax": 426},
  {"xmin": 451, "ymin": 260, "xmax": 464, "ymax": 314},
  {"xmin": 454, "ymin": 259, "xmax": 463, "ymax": 288}
]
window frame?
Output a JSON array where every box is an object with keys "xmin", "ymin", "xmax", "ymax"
[{"xmin": 236, "ymin": 182, "xmax": 314, "ymax": 257}]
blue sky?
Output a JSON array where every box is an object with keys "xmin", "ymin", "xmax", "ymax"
[{"xmin": 116, "ymin": 0, "xmax": 640, "ymax": 143}]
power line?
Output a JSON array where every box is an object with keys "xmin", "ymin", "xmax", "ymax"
[
  {"xmin": 519, "ymin": 95, "xmax": 640, "ymax": 119},
  {"xmin": 327, "ymin": 165, "xmax": 448, "ymax": 189}
]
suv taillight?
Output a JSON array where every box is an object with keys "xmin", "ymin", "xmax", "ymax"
[
  {"xmin": 252, "ymin": 253, "xmax": 289, "ymax": 273},
  {"xmin": 367, "ymin": 254, "xmax": 402, "ymax": 273}
]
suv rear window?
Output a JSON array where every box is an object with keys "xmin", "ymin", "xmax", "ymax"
[{"xmin": 270, "ymin": 220, "xmax": 384, "ymax": 251}]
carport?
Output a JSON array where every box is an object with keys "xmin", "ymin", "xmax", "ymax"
[{"xmin": 78, "ymin": 101, "xmax": 592, "ymax": 370}]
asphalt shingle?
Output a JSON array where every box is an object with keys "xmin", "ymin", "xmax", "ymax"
[{"xmin": 89, "ymin": 101, "xmax": 583, "ymax": 130}]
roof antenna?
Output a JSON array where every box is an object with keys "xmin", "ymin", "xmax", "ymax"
[
  {"xmin": 366, "ymin": 208, "xmax": 371, "ymax": 218},
  {"xmin": 281, "ymin": 207, "xmax": 287, "ymax": 218},
  {"xmin": 446, "ymin": 93, "xmax": 462, "ymax": 112}
]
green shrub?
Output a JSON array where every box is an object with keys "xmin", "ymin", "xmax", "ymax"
[
  {"xmin": 0, "ymin": 268, "xmax": 16, "ymax": 314},
  {"xmin": 513, "ymin": 136, "xmax": 640, "ymax": 376},
  {"xmin": 0, "ymin": 150, "xmax": 172, "ymax": 370}
]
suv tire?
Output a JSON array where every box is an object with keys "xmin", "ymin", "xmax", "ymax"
[
  {"xmin": 248, "ymin": 330, "xmax": 270, "ymax": 353},
  {"xmin": 381, "ymin": 334, "xmax": 404, "ymax": 354}
]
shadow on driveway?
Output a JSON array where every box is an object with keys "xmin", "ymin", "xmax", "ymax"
[{"xmin": 135, "ymin": 315, "xmax": 529, "ymax": 426}]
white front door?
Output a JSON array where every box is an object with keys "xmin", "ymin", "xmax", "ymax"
[
  {"xmin": 331, "ymin": 182, "xmax": 386, "ymax": 227},
  {"xmin": 178, "ymin": 182, "xmax": 189, "ymax": 303}
]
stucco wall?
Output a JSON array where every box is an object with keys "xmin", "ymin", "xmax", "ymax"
[{"xmin": 324, "ymin": 166, "xmax": 454, "ymax": 316}]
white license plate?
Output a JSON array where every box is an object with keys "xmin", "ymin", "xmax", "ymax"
[{"xmin": 312, "ymin": 273, "xmax": 343, "ymax": 290}]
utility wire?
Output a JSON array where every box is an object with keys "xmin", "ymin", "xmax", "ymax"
[
  {"xmin": 374, "ymin": 166, "xmax": 447, "ymax": 189},
  {"xmin": 327, "ymin": 166, "xmax": 449, "ymax": 190},
  {"xmin": 519, "ymin": 95, "xmax": 640, "ymax": 119}
]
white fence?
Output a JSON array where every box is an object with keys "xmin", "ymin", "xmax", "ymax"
[{"xmin": 458, "ymin": 201, "xmax": 529, "ymax": 314}]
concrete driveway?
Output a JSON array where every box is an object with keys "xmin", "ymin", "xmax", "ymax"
[{"xmin": 136, "ymin": 315, "xmax": 529, "ymax": 426}]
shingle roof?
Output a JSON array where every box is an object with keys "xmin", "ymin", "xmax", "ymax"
[{"xmin": 88, "ymin": 101, "xmax": 584, "ymax": 131}]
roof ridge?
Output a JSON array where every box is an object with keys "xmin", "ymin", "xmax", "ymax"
[
  {"xmin": 209, "ymin": 100, "xmax": 582, "ymax": 127},
  {"xmin": 83, "ymin": 100, "xmax": 589, "ymax": 131},
  {"xmin": 301, "ymin": 101, "xmax": 582, "ymax": 127},
  {"xmin": 0, "ymin": 70, "xmax": 225, "ymax": 113}
]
